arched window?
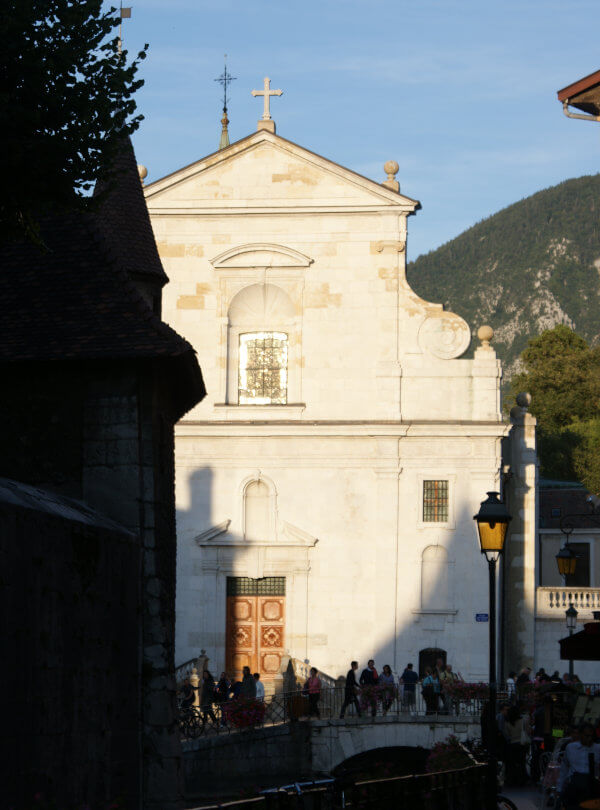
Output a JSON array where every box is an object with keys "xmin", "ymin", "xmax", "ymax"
[
  {"xmin": 227, "ymin": 283, "xmax": 298, "ymax": 405},
  {"xmin": 239, "ymin": 331, "xmax": 288, "ymax": 404},
  {"xmin": 421, "ymin": 545, "xmax": 449, "ymax": 610},
  {"xmin": 244, "ymin": 479, "xmax": 271, "ymax": 541}
]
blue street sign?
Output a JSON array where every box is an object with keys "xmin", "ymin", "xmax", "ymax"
[{"xmin": 475, "ymin": 613, "xmax": 489, "ymax": 622}]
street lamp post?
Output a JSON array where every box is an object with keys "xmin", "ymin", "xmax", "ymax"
[
  {"xmin": 473, "ymin": 491, "xmax": 512, "ymax": 810},
  {"xmin": 565, "ymin": 603, "xmax": 578, "ymax": 679}
]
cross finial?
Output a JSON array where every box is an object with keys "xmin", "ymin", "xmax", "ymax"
[
  {"xmin": 214, "ymin": 55, "xmax": 237, "ymax": 150},
  {"xmin": 251, "ymin": 76, "xmax": 283, "ymax": 133}
]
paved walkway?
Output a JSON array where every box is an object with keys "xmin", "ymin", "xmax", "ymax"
[{"xmin": 502, "ymin": 783, "xmax": 541, "ymax": 809}]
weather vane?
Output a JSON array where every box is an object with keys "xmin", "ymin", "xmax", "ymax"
[{"xmin": 214, "ymin": 55, "xmax": 237, "ymax": 114}]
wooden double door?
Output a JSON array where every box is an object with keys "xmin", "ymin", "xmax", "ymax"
[{"xmin": 225, "ymin": 577, "xmax": 285, "ymax": 682}]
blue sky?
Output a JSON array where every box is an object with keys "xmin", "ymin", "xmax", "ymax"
[{"xmin": 124, "ymin": 0, "xmax": 600, "ymax": 260}]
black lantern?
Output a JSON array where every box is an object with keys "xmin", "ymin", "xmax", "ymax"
[
  {"xmin": 566, "ymin": 603, "xmax": 578, "ymax": 632},
  {"xmin": 556, "ymin": 544, "xmax": 577, "ymax": 578},
  {"xmin": 473, "ymin": 491, "xmax": 512, "ymax": 562}
]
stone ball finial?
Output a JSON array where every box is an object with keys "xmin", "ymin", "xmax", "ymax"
[
  {"xmin": 516, "ymin": 392, "xmax": 532, "ymax": 409},
  {"xmin": 477, "ymin": 325, "xmax": 494, "ymax": 347},
  {"xmin": 384, "ymin": 160, "xmax": 399, "ymax": 180},
  {"xmin": 137, "ymin": 164, "xmax": 148, "ymax": 185}
]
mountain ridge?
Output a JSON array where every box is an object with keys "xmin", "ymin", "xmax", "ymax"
[{"xmin": 407, "ymin": 174, "xmax": 600, "ymax": 376}]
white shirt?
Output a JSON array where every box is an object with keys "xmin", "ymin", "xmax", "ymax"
[
  {"xmin": 255, "ymin": 680, "xmax": 265, "ymax": 700},
  {"xmin": 558, "ymin": 741, "xmax": 600, "ymax": 791}
]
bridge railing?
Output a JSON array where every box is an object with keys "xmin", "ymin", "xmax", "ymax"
[{"xmin": 179, "ymin": 684, "xmax": 489, "ymax": 739}]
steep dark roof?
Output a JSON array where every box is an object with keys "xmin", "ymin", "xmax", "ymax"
[
  {"xmin": 94, "ymin": 137, "xmax": 168, "ymax": 286},
  {"xmin": 0, "ymin": 210, "xmax": 198, "ymax": 363},
  {"xmin": 0, "ymin": 209, "xmax": 205, "ymax": 417}
]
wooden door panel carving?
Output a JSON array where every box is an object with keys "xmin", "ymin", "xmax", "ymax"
[
  {"xmin": 257, "ymin": 596, "xmax": 284, "ymax": 678},
  {"xmin": 225, "ymin": 590, "xmax": 285, "ymax": 682}
]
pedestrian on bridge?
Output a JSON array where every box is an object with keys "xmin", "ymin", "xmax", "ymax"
[
  {"xmin": 340, "ymin": 661, "xmax": 361, "ymax": 719},
  {"xmin": 305, "ymin": 667, "xmax": 322, "ymax": 717},
  {"xmin": 400, "ymin": 663, "xmax": 419, "ymax": 712}
]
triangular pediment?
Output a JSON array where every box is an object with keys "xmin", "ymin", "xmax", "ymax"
[
  {"xmin": 145, "ymin": 131, "xmax": 419, "ymax": 212},
  {"xmin": 194, "ymin": 517, "xmax": 318, "ymax": 548}
]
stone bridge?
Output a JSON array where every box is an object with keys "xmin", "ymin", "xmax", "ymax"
[{"xmin": 182, "ymin": 715, "xmax": 481, "ymax": 795}]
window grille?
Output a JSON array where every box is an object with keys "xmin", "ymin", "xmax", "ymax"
[
  {"xmin": 238, "ymin": 332, "xmax": 288, "ymax": 404},
  {"xmin": 226, "ymin": 577, "xmax": 286, "ymax": 596},
  {"xmin": 423, "ymin": 480, "xmax": 449, "ymax": 522}
]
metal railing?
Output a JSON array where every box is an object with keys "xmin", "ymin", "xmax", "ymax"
[
  {"xmin": 186, "ymin": 761, "xmax": 487, "ymax": 809},
  {"xmin": 178, "ymin": 684, "xmax": 487, "ymax": 739}
]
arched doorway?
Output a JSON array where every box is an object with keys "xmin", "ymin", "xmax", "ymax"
[{"xmin": 418, "ymin": 647, "xmax": 446, "ymax": 678}]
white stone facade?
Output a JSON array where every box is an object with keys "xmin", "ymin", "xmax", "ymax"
[{"xmin": 145, "ymin": 129, "xmax": 509, "ymax": 682}]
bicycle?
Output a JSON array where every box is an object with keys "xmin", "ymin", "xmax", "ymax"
[{"xmin": 496, "ymin": 796, "xmax": 518, "ymax": 810}]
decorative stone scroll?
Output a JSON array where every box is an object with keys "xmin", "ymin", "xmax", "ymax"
[{"xmin": 417, "ymin": 312, "xmax": 471, "ymax": 360}]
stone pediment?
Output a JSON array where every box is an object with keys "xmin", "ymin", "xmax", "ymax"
[
  {"xmin": 194, "ymin": 518, "xmax": 318, "ymax": 548},
  {"xmin": 144, "ymin": 131, "xmax": 420, "ymax": 213},
  {"xmin": 210, "ymin": 243, "xmax": 313, "ymax": 270}
]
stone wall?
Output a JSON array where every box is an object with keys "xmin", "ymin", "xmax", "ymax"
[
  {"xmin": 0, "ymin": 485, "xmax": 140, "ymax": 809},
  {"xmin": 1, "ymin": 363, "xmax": 187, "ymax": 809},
  {"xmin": 183, "ymin": 722, "xmax": 312, "ymax": 796},
  {"xmin": 182, "ymin": 716, "xmax": 481, "ymax": 796}
]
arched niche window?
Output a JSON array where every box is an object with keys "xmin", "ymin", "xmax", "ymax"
[
  {"xmin": 242, "ymin": 477, "xmax": 276, "ymax": 542},
  {"xmin": 421, "ymin": 545, "xmax": 450, "ymax": 610},
  {"xmin": 227, "ymin": 283, "xmax": 299, "ymax": 405},
  {"xmin": 244, "ymin": 480, "xmax": 270, "ymax": 541}
]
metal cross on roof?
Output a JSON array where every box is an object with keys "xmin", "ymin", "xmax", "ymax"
[
  {"xmin": 252, "ymin": 77, "xmax": 283, "ymax": 121},
  {"xmin": 214, "ymin": 56, "xmax": 237, "ymax": 113}
]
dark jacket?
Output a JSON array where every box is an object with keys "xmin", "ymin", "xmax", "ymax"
[
  {"xmin": 360, "ymin": 667, "xmax": 378, "ymax": 686},
  {"xmin": 240, "ymin": 673, "xmax": 257, "ymax": 699},
  {"xmin": 345, "ymin": 668, "xmax": 358, "ymax": 695},
  {"xmin": 200, "ymin": 678, "xmax": 215, "ymax": 708}
]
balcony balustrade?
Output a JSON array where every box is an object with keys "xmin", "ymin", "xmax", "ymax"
[{"xmin": 536, "ymin": 586, "xmax": 600, "ymax": 618}]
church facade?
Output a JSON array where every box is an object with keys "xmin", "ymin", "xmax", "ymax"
[{"xmin": 145, "ymin": 119, "xmax": 511, "ymax": 683}]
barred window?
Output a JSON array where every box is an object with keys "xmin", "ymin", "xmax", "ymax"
[
  {"xmin": 423, "ymin": 480, "xmax": 449, "ymax": 522},
  {"xmin": 226, "ymin": 577, "xmax": 286, "ymax": 596},
  {"xmin": 238, "ymin": 332, "xmax": 288, "ymax": 404}
]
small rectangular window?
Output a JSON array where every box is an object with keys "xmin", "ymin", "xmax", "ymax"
[
  {"xmin": 226, "ymin": 577, "xmax": 286, "ymax": 596},
  {"xmin": 423, "ymin": 480, "xmax": 449, "ymax": 522}
]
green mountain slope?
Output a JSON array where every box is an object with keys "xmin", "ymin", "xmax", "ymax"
[{"xmin": 407, "ymin": 174, "xmax": 600, "ymax": 376}]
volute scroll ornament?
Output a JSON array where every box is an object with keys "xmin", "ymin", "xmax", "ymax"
[{"xmin": 417, "ymin": 312, "xmax": 471, "ymax": 359}]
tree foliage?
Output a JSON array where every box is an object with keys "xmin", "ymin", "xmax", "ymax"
[
  {"xmin": 0, "ymin": 0, "xmax": 148, "ymax": 243},
  {"xmin": 511, "ymin": 325, "xmax": 600, "ymax": 493}
]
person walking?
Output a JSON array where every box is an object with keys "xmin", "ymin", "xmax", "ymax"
[
  {"xmin": 253, "ymin": 672, "xmax": 265, "ymax": 700},
  {"xmin": 200, "ymin": 669, "xmax": 217, "ymax": 726},
  {"xmin": 379, "ymin": 664, "xmax": 396, "ymax": 714},
  {"xmin": 504, "ymin": 704, "xmax": 527, "ymax": 786},
  {"xmin": 422, "ymin": 667, "xmax": 440, "ymax": 715},
  {"xmin": 558, "ymin": 722, "xmax": 600, "ymax": 809},
  {"xmin": 240, "ymin": 665, "xmax": 257, "ymax": 699},
  {"xmin": 340, "ymin": 661, "xmax": 361, "ymax": 719},
  {"xmin": 305, "ymin": 667, "xmax": 321, "ymax": 717},
  {"xmin": 180, "ymin": 677, "xmax": 196, "ymax": 710},
  {"xmin": 359, "ymin": 659, "xmax": 379, "ymax": 717},
  {"xmin": 400, "ymin": 663, "xmax": 419, "ymax": 712},
  {"xmin": 216, "ymin": 671, "xmax": 231, "ymax": 704},
  {"xmin": 506, "ymin": 670, "xmax": 517, "ymax": 701}
]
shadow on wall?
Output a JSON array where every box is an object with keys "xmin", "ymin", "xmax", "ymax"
[{"xmin": 175, "ymin": 466, "xmax": 525, "ymax": 687}]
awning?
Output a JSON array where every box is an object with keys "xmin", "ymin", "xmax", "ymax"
[{"xmin": 559, "ymin": 622, "xmax": 600, "ymax": 662}]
